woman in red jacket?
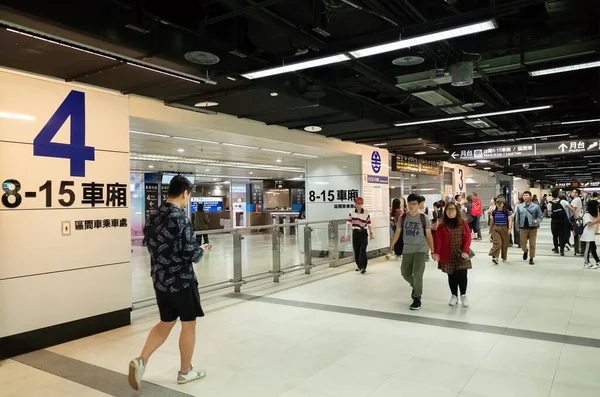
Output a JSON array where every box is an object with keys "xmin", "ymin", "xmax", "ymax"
[{"xmin": 432, "ymin": 202, "xmax": 473, "ymax": 307}]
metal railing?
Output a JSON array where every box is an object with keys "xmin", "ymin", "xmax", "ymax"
[{"xmin": 130, "ymin": 219, "xmax": 387, "ymax": 309}]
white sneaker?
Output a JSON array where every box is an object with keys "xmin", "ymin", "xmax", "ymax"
[
  {"xmin": 449, "ymin": 295, "xmax": 459, "ymax": 306},
  {"xmin": 585, "ymin": 263, "xmax": 593, "ymax": 269},
  {"xmin": 177, "ymin": 366, "xmax": 206, "ymax": 385},
  {"xmin": 128, "ymin": 357, "xmax": 146, "ymax": 391},
  {"xmin": 461, "ymin": 295, "xmax": 470, "ymax": 308},
  {"xmin": 592, "ymin": 263, "xmax": 600, "ymax": 269},
  {"xmin": 394, "ymin": 255, "xmax": 401, "ymax": 260}
]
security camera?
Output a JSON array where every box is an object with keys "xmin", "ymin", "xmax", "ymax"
[{"xmin": 522, "ymin": 164, "xmax": 530, "ymax": 170}]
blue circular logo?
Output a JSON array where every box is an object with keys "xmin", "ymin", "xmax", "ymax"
[{"xmin": 371, "ymin": 151, "xmax": 382, "ymax": 173}]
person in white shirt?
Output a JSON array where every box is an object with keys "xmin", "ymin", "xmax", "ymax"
[
  {"xmin": 582, "ymin": 200, "xmax": 600, "ymax": 268},
  {"xmin": 345, "ymin": 197, "xmax": 373, "ymax": 274},
  {"xmin": 568, "ymin": 189, "xmax": 584, "ymax": 256}
]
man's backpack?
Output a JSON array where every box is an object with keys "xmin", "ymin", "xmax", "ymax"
[
  {"xmin": 571, "ymin": 217, "xmax": 585, "ymax": 235},
  {"xmin": 551, "ymin": 200, "xmax": 567, "ymax": 222},
  {"xmin": 471, "ymin": 199, "xmax": 482, "ymax": 217}
]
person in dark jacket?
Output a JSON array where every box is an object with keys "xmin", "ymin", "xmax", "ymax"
[{"xmin": 193, "ymin": 203, "xmax": 210, "ymax": 244}]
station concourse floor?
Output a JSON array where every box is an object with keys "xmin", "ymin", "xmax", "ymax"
[{"xmin": 3, "ymin": 224, "xmax": 600, "ymax": 397}]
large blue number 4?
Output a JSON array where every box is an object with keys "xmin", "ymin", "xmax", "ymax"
[{"xmin": 34, "ymin": 90, "xmax": 95, "ymax": 177}]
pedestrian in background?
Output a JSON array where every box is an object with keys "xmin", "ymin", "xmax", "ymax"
[
  {"xmin": 549, "ymin": 190, "xmax": 570, "ymax": 256},
  {"xmin": 193, "ymin": 203, "xmax": 210, "ymax": 245},
  {"xmin": 515, "ymin": 191, "xmax": 544, "ymax": 265},
  {"xmin": 489, "ymin": 198, "xmax": 511, "ymax": 264},
  {"xmin": 345, "ymin": 197, "xmax": 374, "ymax": 274},
  {"xmin": 471, "ymin": 192, "xmax": 483, "ymax": 241},
  {"xmin": 433, "ymin": 202, "xmax": 472, "ymax": 307},
  {"xmin": 390, "ymin": 198, "xmax": 405, "ymax": 259},
  {"xmin": 582, "ymin": 200, "xmax": 600, "ymax": 269},
  {"xmin": 568, "ymin": 189, "xmax": 584, "ymax": 256}
]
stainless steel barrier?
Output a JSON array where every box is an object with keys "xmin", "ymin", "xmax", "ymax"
[{"xmin": 130, "ymin": 219, "xmax": 387, "ymax": 309}]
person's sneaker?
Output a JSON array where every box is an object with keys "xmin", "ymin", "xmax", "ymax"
[
  {"xmin": 529, "ymin": 258, "xmax": 535, "ymax": 266},
  {"xmin": 523, "ymin": 250, "xmax": 529, "ymax": 261},
  {"xmin": 177, "ymin": 367, "xmax": 206, "ymax": 385},
  {"xmin": 502, "ymin": 259, "xmax": 507, "ymax": 263},
  {"xmin": 560, "ymin": 251, "xmax": 565, "ymax": 257},
  {"xmin": 565, "ymin": 244, "xmax": 571, "ymax": 251},
  {"xmin": 552, "ymin": 248, "xmax": 558, "ymax": 253},
  {"xmin": 128, "ymin": 357, "xmax": 146, "ymax": 391},
  {"xmin": 410, "ymin": 298, "xmax": 422, "ymax": 310},
  {"xmin": 355, "ymin": 268, "xmax": 360, "ymax": 272},
  {"xmin": 461, "ymin": 295, "xmax": 470, "ymax": 308},
  {"xmin": 492, "ymin": 257, "xmax": 499, "ymax": 265},
  {"xmin": 593, "ymin": 263, "xmax": 600, "ymax": 269},
  {"xmin": 585, "ymin": 263, "xmax": 593, "ymax": 269},
  {"xmin": 449, "ymin": 295, "xmax": 458, "ymax": 306},
  {"xmin": 361, "ymin": 269, "xmax": 366, "ymax": 275}
]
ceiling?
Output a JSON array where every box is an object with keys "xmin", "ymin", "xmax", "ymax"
[{"xmin": 0, "ymin": 0, "xmax": 599, "ymax": 183}]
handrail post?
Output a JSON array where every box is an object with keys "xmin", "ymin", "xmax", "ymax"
[
  {"xmin": 272, "ymin": 228, "xmax": 281, "ymax": 282},
  {"xmin": 303, "ymin": 226, "xmax": 312, "ymax": 274},
  {"xmin": 328, "ymin": 220, "xmax": 339, "ymax": 266},
  {"xmin": 233, "ymin": 231, "xmax": 243, "ymax": 293}
]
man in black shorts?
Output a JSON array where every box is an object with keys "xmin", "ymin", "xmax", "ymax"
[{"xmin": 129, "ymin": 175, "xmax": 210, "ymax": 390}]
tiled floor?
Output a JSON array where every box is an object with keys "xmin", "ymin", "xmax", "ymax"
[{"xmin": 4, "ymin": 224, "xmax": 600, "ymax": 396}]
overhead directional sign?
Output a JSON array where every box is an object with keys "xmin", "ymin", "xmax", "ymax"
[{"xmin": 451, "ymin": 139, "xmax": 600, "ymax": 161}]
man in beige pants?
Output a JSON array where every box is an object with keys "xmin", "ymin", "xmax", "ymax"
[{"xmin": 514, "ymin": 191, "xmax": 544, "ymax": 265}]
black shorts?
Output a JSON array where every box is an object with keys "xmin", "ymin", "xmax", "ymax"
[{"xmin": 155, "ymin": 283, "xmax": 205, "ymax": 322}]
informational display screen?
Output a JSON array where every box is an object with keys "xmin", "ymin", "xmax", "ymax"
[
  {"xmin": 190, "ymin": 197, "xmax": 223, "ymax": 212},
  {"xmin": 145, "ymin": 183, "xmax": 159, "ymax": 221},
  {"xmin": 161, "ymin": 173, "xmax": 195, "ymax": 185},
  {"xmin": 393, "ymin": 156, "xmax": 440, "ymax": 175},
  {"xmin": 291, "ymin": 188, "xmax": 306, "ymax": 205},
  {"xmin": 160, "ymin": 184, "xmax": 169, "ymax": 205}
]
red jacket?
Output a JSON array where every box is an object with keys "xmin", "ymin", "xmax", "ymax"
[{"xmin": 433, "ymin": 220, "xmax": 472, "ymax": 265}]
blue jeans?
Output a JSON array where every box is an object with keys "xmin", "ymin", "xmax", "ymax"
[{"xmin": 474, "ymin": 216, "xmax": 482, "ymax": 239}]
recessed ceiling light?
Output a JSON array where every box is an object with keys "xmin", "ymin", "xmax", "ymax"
[
  {"xmin": 148, "ymin": 165, "xmax": 154, "ymax": 169},
  {"xmin": 507, "ymin": 173, "xmax": 514, "ymax": 176},
  {"xmin": 177, "ymin": 148, "xmax": 185, "ymax": 153},
  {"xmin": 304, "ymin": 126, "xmax": 322, "ymax": 132},
  {"xmin": 226, "ymin": 76, "xmax": 237, "ymax": 81},
  {"xmin": 130, "ymin": 130, "xmax": 170, "ymax": 138},
  {"xmin": 221, "ymin": 142, "xmax": 259, "ymax": 149},
  {"xmin": 417, "ymin": 138, "xmax": 423, "ymax": 141},
  {"xmin": 194, "ymin": 101, "xmax": 219, "ymax": 107},
  {"xmin": 529, "ymin": 60, "xmax": 600, "ymax": 76},
  {"xmin": 443, "ymin": 150, "xmax": 450, "ymax": 154},
  {"xmin": 270, "ymin": 92, "xmax": 279, "ymax": 97},
  {"xmin": 483, "ymin": 167, "xmax": 491, "ymax": 170},
  {"xmin": 249, "ymin": 172, "xmax": 253, "ymax": 175},
  {"xmin": 476, "ymin": 159, "xmax": 490, "ymax": 163},
  {"xmin": 276, "ymin": 158, "xmax": 282, "ymax": 163},
  {"xmin": 468, "ymin": 163, "xmax": 477, "ymax": 166},
  {"xmin": 373, "ymin": 142, "xmax": 388, "ymax": 147},
  {"xmin": 293, "ymin": 153, "xmax": 319, "ymax": 158},
  {"xmin": 415, "ymin": 151, "xmax": 427, "ymax": 155}
]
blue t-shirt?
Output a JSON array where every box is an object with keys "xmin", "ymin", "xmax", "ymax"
[{"xmin": 493, "ymin": 210, "xmax": 510, "ymax": 226}]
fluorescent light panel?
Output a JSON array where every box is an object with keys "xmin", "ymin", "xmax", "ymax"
[
  {"xmin": 242, "ymin": 54, "xmax": 350, "ymax": 79},
  {"xmin": 130, "ymin": 130, "xmax": 170, "ymax": 138},
  {"xmin": 395, "ymin": 105, "xmax": 552, "ymax": 127},
  {"xmin": 561, "ymin": 118, "xmax": 600, "ymax": 125},
  {"xmin": 529, "ymin": 61, "xmax": 600, "ymax": 76},
  {"xmin": 350, "ymin": 20, "xmax": 497, "ymax": 58},
  {"xmin": 171, "ymin": 136, "xmax": 220, "ymax": 145},
  {"xmin": 221, "ymin": 142, "xmax": 259, "ymax": 150},
  {"xmin": 260, "ymin": 148, "xmax": 293, "ymax": 154},
  {"xmin": 0, "ymin": 111, "xmax": 36, "ymax": 121},
  {"xmin": 293, "ymin": 153, "xmax": 319, "ymax": 158}
]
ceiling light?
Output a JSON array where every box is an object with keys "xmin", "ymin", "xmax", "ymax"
[
  {"xmin": 350, "ymin": 20, "xmax": 497, "ymax": 58},
  {"xmin": 293, "ymin": 153, "xmax": 319, "ymax": 158},
  {"xmin": 242, "ymin": 54, "xmax": 351, "ymax": 79},
  {"xmin": 177, "ymin": 148, "xmax": 185, "ymax": 153},
  {"xmin": 373, "ymin": 142, "xmax": 388, "ymax": 147},
  {"xmin": 226, "ymin": 76, "xmax": 237, "ymax": 81},
  {"xmin": 507, "ymin": 173, "xmax": 514, "ymax": 176},
  {"xmin": 130, "ymin": 130, "xmax": 170, "ymax": 138},
  {"xmin": 221, "ymin": 143, "xmax": 259, "ymax": 149},
  {"xmin": 194, "ymin": 101, "xmax": 219, "ymax": 107},
  {"xmin": 468, "ymin": 163, "xmax": 476, "ymax": 166},
  {"xmin": 561, "ymin": 118, "xmax": 600, "ymax": 125},
  {"xmin": 304, "ymin": 126, "xmax": 322, "ymax": 132},
  {"xmin": 276, "ymin": 158, "xmax": 282, "ymax": 163},
  {"xmin": 260, "ymin": 148, "xmax": 292, "ymax": 154},
  {"xmin": 270, "ymin": 92, "xmax": 279, "ymax": 97},
  {"xmin": 443, "ymin": 150, "xmax": 450, "ymax": 154},
  {"xmin": 529, "ymin": 61, "xmax": 600, "ymax": 76},
  {"xmin": 453, "ymin": 133, "xmax": 569, "ymax": 146},
  {"xmin": 395, "ymin": 116, "xmax": 466, "ymax": 127},
  {"xmin": 128, "ymin": 62, "xmax": 215, "ymax": 84},
  {"xmin": 476, "ymin": 160, "xmax": 490, "ymax": 163},
  {"xmin": 415, "ymin": 151, "xmax": 427, "ymax": 155},
  {"xmin": 0, "ymin": 111, "xmax": 36, "ymax": 121},
  {"xmin": 483, "ymin": 167, "xmax": 491, "ymax": 170},
  {"xmin": 467, "ymin": 105, "xmax": 552, "ymax": 119},
  {"xmin": 171, "ymin": 136, "xmax": 220, "ymax": 145},
  {"xmin": 148, "ymin": 165, "xmax": 154, "ymax": 169}
]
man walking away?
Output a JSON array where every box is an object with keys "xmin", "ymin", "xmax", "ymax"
[
  {"xmin": 550, "ymin": 190, "xmax": 570, "ymax": 256},
  {"xmin": 515, "ymin": 191, "xmax": 544, "ymax": 265},
  {"xmin": 389, "ymin": 194, "xmax": 434, "ymax": 311},
  {"xmin": 194, "ymin": 203, "xmax": 210, "ymax": 244},
  {"xmin": 568, "ymin": 189, "xmax": 584, "ymax": 256},
  {"xmin": 129, "ymin": 175, "xmax": 210, "ymax": 390},
  {"xmin": 471, "ymin": 192, "xmax": 483, "ymax": 241}
]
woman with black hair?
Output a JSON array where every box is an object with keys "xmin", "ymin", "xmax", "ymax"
[
  {"xmin": 345, "ymin": 197, "xmax": 374, "ymax": 274},
  {"xmin": 582, "ymin": 200, "xmax": 600, "ymax": 269},
  {"xmin": 433, "ymin": 202, "xmax": 473, "ymax": 307},
  {"xmin": 489, "ymin": 198, "xmax": 512, "ymax": 264},
  {"xmin": 390, "ymin": 198, "xmax": 405, "ymax": 259}
]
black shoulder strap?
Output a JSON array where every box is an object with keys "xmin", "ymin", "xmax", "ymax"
[{"xmin": 420, "ymin": 213, "xmax": 427, "ymax": 234}]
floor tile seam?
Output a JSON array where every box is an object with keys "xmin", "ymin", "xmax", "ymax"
[{"xmin": 228, "ymin": 293, "xmax": 600, "ymax": 350}]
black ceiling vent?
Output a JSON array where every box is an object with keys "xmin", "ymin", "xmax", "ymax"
[
  {"xmin": 303, "ymin": 85, "xmax": 326, "ymax": 99},
  {"xmin": 184, "ymin": 51, "xmax": 220, "ymax": 65}
]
